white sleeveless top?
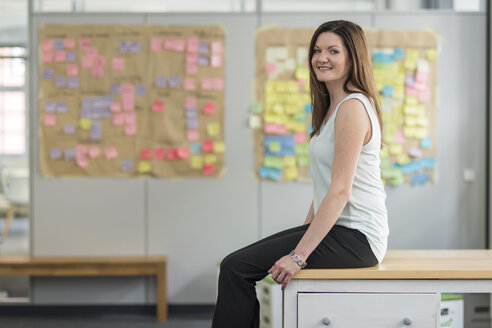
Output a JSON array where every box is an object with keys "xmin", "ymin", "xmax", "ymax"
[{"xmin": 309, "ymin": 93, "xmax": 389, "ymax": 263}]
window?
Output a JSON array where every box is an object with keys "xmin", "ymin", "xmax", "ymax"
[{"xmin": 0, "ymin": 47, "xmax": 27, "ymax": 155}]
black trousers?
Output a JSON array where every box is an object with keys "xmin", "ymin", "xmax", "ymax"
[{"xmin": 211, "ymin": 224, "xmax": 378, "ymax": 328}]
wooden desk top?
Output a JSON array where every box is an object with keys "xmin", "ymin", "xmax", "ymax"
[
  {"xmin": 0, "ymin": 256, "xmax": 167, "ymax": 266},
  {"xmin": 294, "ymin": 250, "xmax": 492, "ymax": 280}
]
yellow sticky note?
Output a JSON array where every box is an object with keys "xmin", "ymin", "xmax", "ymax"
[
  {"xmin": 269, "ymin": 141, "xmax": 281, "ymax": 153},
  {"xmin": 427, "ymin": 49, "xmax": 438, "ymax": 61},
  {"xmin": 283, "ymin": 156, "xmax": 296, "ymax": 168},
  {"xmin": 414, "ymin": 127, "xmax": 427, "ymax": 138},
  {"xmin": 207, "ymin": 123, "xmax": 220, "ymax": 136},
  {"xmin": 403, "ymin": 126, "xmax": 416, "ymax": 138},
  {"xmin": 404, "ymin": 48, "xmax": 419, "ymax": 70},
  {"xmin": 213, "ymin": 141, "xmax": 225, "ymax": 153},
  {"xmin": 138, "ymin": 161, "xmax": 151, "ymax": 173},
  {"xmin": 79, "ymin": 118, "xmax": 91, "ymax": 130},
  {"xmin": 264, "ymin": 156, "xmax": 284, "ymax": 169},
  {"xmin": 388, "ymin": 143, "xmax": 403, "ymax": 155},
  {"xmin": 396, "ymin": 154, "xmax": 410, "ymax": 165},
  {"xmin": 405, "ymin": 96, "xmax": 418, "ymax": 106},
  {"xmin": 284, "ymin": 167, "xmax": 299, "ymax": 180},
  {"xmin": 297, "ymin": 155, "xmax": 309, "ymax": 167},
  {"xmin": 191, "ymin": 155, "xmax": 203, "ymax": 169},
  {"xmin": 380, "ymin": 147, "xmax": 388, "ymax": 158},
  {"xmin": 204, "ymin": 154, "xmax": 217, "ymax": 165},
  {"xmin": 295, "ymin": 67, "xmax": 309, "ymax": 81}
]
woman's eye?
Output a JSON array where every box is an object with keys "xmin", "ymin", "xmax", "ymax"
[
  {"xmin": 330, "ymin": 50, "xmax": 339, "ymax": 54},
  {"xmin": 314, "ymin": 49, "xmax": 321, "ymax": 54}
]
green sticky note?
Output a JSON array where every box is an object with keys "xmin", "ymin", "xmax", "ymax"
[
  {"xmin": 264, "ymin": 156, "xmax": 284, "ymax": 169},
  {"xmin": 250, "ymin": 102, "xmax": 263, "ymax": 114},
  {"xmin": 268, "ymin": 141, "xmax": 281, "ymax": 153},
  {"xmin": 297, "ymin": 155, "xmax": 309, "ymax": 167},
  {"xmin": 295, "ymin": 144, "xmax": 309, "ymax": 156}
]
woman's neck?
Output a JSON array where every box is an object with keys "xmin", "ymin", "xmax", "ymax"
[{"xmin": 325, "ymin": 82, "xmax": 350, "ymax": 111}]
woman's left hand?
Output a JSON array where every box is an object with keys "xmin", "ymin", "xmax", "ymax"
[{"xmin": 268, "ymin": 254, "xmax": 301, "ymax": 290}]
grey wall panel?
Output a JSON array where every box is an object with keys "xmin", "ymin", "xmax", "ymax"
[
  {"xmin": 258, "ymin": 14, "xmax": 373, "ymax": 237},
  {"xmin": 374, "ymin": 13, "xmax": 486, "ymax": 249},
  {"xmin": 31, "ymin": 15, "xmax": 148, "ymax": 303},
  {"xmin": 145, "ymin": 14, "xmax": 258, "ymax": 304}
]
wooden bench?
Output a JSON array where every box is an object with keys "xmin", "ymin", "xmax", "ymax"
[
  {"xmin": 0, "ymin": 256, "xmax": 167, "ymax": 322},
  {"xmin": 284, "ymin": 250, "xmax": 492, "ymax": 327}
]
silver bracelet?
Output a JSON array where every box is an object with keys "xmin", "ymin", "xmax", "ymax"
[{"xmin": 290, "ymin": 250, "xmax": 307, "ymax": 268}]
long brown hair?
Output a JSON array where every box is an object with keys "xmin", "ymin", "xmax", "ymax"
[{"xmin": 309, "ymin": 20, "xmax": 383, "ymax": 142}]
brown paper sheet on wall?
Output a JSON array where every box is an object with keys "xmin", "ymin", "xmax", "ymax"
[
  {"xmin": 39, "ymin": 24, "xmax": 225, "ymax": 178},
  {"xmin": 254, "ymin": 26, "xmax": 439, "ymax": 185}
]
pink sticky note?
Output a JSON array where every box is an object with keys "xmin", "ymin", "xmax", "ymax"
[
  {"xmin": 211, "ymin": 55, "xmax": 222, "ymax": 67},
  {"xmin": 187, "ymin": 36, "xmax": 199, "ymax": 53},
  {"xmin": 85, "ymin": 47, "xmax": 98, "ymax": 57},
  {"xmin": 405, "ymin": 86, "xmax": 417, "ymax": 96},
  {"xmin": 105, "ymin": 146, "xmax": 118, "ymax": 159},
  {"xmin": 43, "ymin": 114, "xmax": 56, "ymax": 126},
  {"xmin": 211, "ymin": 41, "xmax": 223, "ymax": 54},
  {"xmin": 213, "ymin": 78, "xmax": 224, "ymax": 90},
  {"xmin": 394, "ymin": 130, "xmax": 406, "ymax": 143},
  {"xmin": 122, "ymin": 83, "xmax": 135, "ymax": 110},
  {"xmin": 265, "ymin": 62, "xmax": 276, "ymax": 73},
  {"xmin": 55, "ymin": 50, "xmax": 66, "ymax": 62},
  {"xmin": 64, "ymin": 38, "xmax": 76, "ymax": 49},
  {"xmin": 294, "ymin": 132, "xmax": 306, "ymax": 143},
  {"xmin": 152, "ymin": 100, "xmax": 164, "ymax": 112},
  {"xmin": 418, "ymin": 88, "xmax": 431, "ymax": 103},
  {"xmin": 154, "ymin": 147, "xmax": 165, "ymax": 160},
  {"xmin": 88, "ymin": 146, "xmax": 101, "ymax": 158},
  {"xmin": 167, "ymin": 148, "xmax": 178, "ymax": 160},
  {"xmin": 183, "ymin": 78, "xmax": 196, "ymax": 91},
  {"xmin": 177, "ymin": 148, "xmax": 190, "ymax": 159},
  {"xmin": 140, "ymin": 149, "xmax": 152, "ymax": 160},
  {"xmin": 203, "ymin": 102, "xmax": 216, "ymax": 115},
  {"xmin": 163, "ymin": 39, "xmax": 174, "ymax": 50},
  {"xmin": 186, "ymin": 52, "xmax": 198, "ymax": 65},
  {"xmin": 125, "ymin": 124, "xmax": 137, "ymax": 135},
  {"xmin": 42, "ymin": 39, "xmax": 53, "ymax": 51},
  {"xmin": 66, "ymin": 64, "xmax": 79, "ymax": 76},
  {"xmin": 42, "ymin": 50, "xmax": 54, "ymax": 62},
  {"xmin": 174, "ymin": 39, "xmax": 186, "ymax": 52},
  {"xmin": 264, "ymin": 123, "xmax": 287, "ymax": 135},
  {"xmin": 92, "ymin": 65, "xmax": 104, "ymax": 77},
  {"xmin": 186, "ymin": 64, "xmax": 198, "ymax": 74},
  {"xmin": 415, "ymin": 71, "xmax": 428, "ymax": 85},
  {"xmin": 112, "ymin": 58, "xmax": 125, "ymax": 70},
  {"xmin": 79, "ymin": 37, "xmax": 91, "ymax": 49},
  {"xmin": 76, "ymin": 157, "xmax": 89, "ymax": 168},
  {"xmin": 82, "ymin": 56, "xmax": 93, "ymax": 68},
  {"xmin": 185, "ymin": 96, "xmax": 197, "ymax": 109},
  {"xmin": 94, "ymin": 55, "xmax": 106, "ymax": 66},
  {"xmin": 125, "ymin": 112, "xmax": 136, "ymax": 125},
  {"xmin": 111, "ymin": 102, "xmax": 122, "ymax": 112},
  {"xmin": 202, "ymin": 140, "xmax": 213, "ymax": 152},
  {"xmin": 151, "ymin": 38, "xmax": 162, "ymax": 51},
  {"xmin": 187, "ymin": 130, "xmax": 199, "ymax": 141},
  {"xmin": 112, "ymin": 113, "xmax": 125, "ymax": 125},
  {"xmin": 201, "ymin": 78, "xmax": 213, "ymax": 90},
  {"xmin": 203, "ymin": 164, "xmax": 215, "ymax": 176}
]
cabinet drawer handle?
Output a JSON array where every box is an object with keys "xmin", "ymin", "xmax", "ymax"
[
  {"xmin": 321, "ymin": 317, "xmax": 331, "ymax": 325},
  {"xmin": 403, "ymin": 317, "xmax": 412, "ymax": 326}
]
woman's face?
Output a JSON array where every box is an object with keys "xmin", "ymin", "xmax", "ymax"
[{"xmin": 311, "ymin": 31, "xmax": 351, "ymax": 86}]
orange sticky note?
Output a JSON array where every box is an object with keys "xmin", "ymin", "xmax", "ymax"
[
  {"xmin": 112, "ymin": 58, "xmax": 125, "ymax": 70},
  {"xmin": 202, "ymin": 140, "xmax": 213, "ymax": 152},
  {"xmin": 66, "ymin": 64, "xmax": 78, "ymax": 76},
  {"xmin": 154, "ymin": 147, "xmax": 165, "ymax": 159},
  {"xmin": 203, "ymin": 102, "xmax": 216, "ymax": 115},
  {"xmin": 43, "ymin": 114, "xmax": 56, "ymax": 126},
  {"xmin": 140, "ymin": 149, "xmax": 152, "ymax": 160},
  {"xmin": 152, "ymin": 100, "xmax": 164, "ymax": 112}
]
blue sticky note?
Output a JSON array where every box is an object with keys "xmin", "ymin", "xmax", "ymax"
[
  {"xmin": 121, "ymin": 159, "xmax": 133, "ymax": 172},
  {"xmin": 186, "ymin": 108, "xmax": 197, "ymax": 118},
  {"xmin": 111, "ymin": 84, "xmax": 121, "ymax": 94},
  {"xmin": 45, "ymin": 102, "xmax": 56, "ymax": 113},
  {"xmin": 411, "ymin": 172, "xmax": 430, "ymax": 185},
  {"xmin": 264, "ymin": 135, "xmax": 295, "ymax": 157},
  {"xmin": 155, "ymin": 76, "xmax": 167, "ymax": 88},
  {"xmin": 63, "ymin": 124, "xmax": 75, "ymax": 134},
  {"xmin": 393, "ymin": 48, "xmax": 404, "ymax": 60},
  {"xmin": 199, "ymin": 42, "xmax": 209, "ymax": 54},
  {"xmin": 382, "ymin": 85, "xmax": 394, "ymax": 97},
  {"xmin": 187, "ymin": 118, "xmax": 199, "ymax": 129},
  {"xmin": 53, "ymin": 39, "xmax": 64, "ymax": 50},
  {"xmin": 420, "ymin": 137, "xmax": 432, "ymax": 149},
  {"xmin": 421, "ymin": 157, "xmax": 435, "ymax": 169},
  {"xmin": 65, "ymin": 51, "xmax": 76, "ymax": 62},
  {"xmin": 304, "ymin": 103, "xmax": 312, "ymax": 113},
  {"xmin": 43, "ymin": 67, "xmax": 54, "ymax": 79},
  {"xmin": 56, "ymin": 102, "xmax": 68, "ymax": 113},
  {"xmin": 50, "ymin": 148, "xmax": 62, "ymax": 159},
  {"xmin": 169, "ymin": 76, "xmax": 180, "ymax": 87},
  {"xmin": 198, "ymin": 55, "xmax": 209, "ymax": 66},
  {"xmin": 259, "ymin": 166, "xmax": 281, "ymax": 181},
  {"xmin": 119, "ymin": 41, "xmax": 130, "ymax": 52},
  {"xmin": 307, "ymin": 124, "xmax": 313, "ymax": 135},
  {"xmin": 90, "ymin": 121, "xmax": 102, "ymax": 141},
  {"xmin": 372, "ymin": 52, "xmax": 384, "ymax": 63},
  {"xmin": 64, "ymin": 148, "xmax": 75, "ymax": 160},
  {"xmin": 129, "ymin": 41, "xmax": 141, "ymax": 52},
  {"xmin": 190, "ymin": 142, "xmax": 201, "ymax": 154},
  {"xmin": 135, "ymin": 84, "xmax": 146, "ymax": 95},
  {"xmin": 68, "ymin": 77, "xmax": 79, "ymax": 88},
  {"xmin": 55, "ymin": 76, "xmax": 66, "ymax": 87}
]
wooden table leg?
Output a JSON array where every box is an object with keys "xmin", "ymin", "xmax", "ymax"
[{"xmin": 156, "ymin": 261, "xmax": 167, "ymax": 322}]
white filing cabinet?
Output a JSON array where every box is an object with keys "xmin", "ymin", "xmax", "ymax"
[{"xmin": 297, "ymin": 292, "xmax": 438, "ymax": 327}]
